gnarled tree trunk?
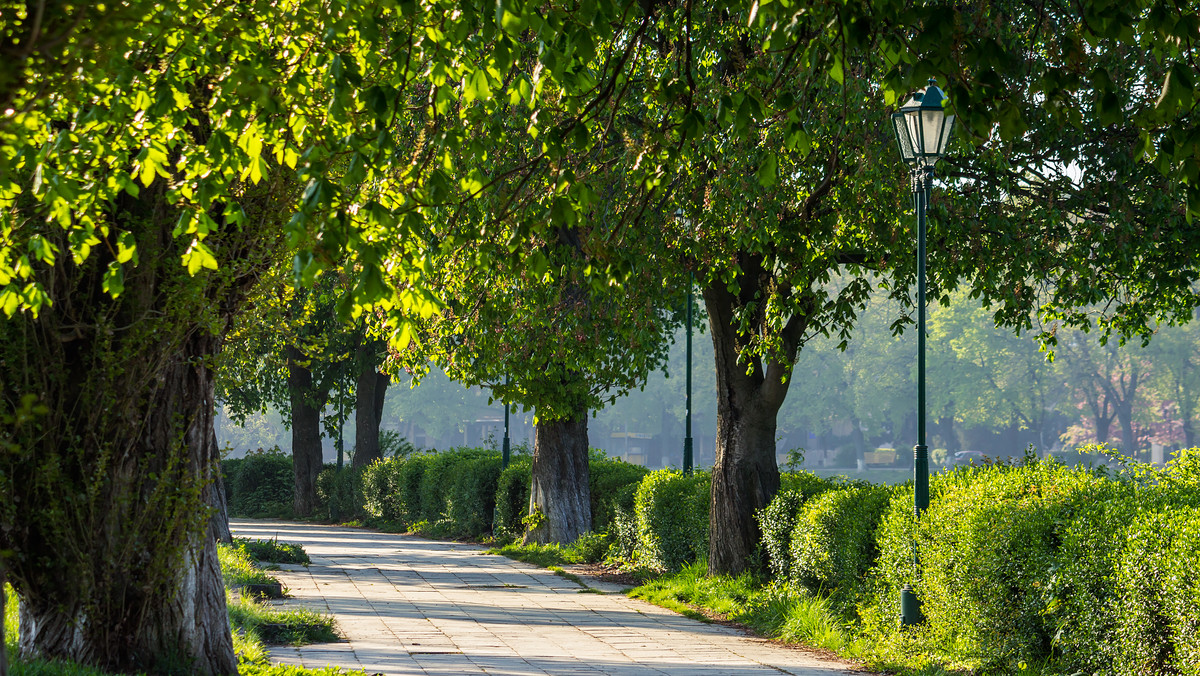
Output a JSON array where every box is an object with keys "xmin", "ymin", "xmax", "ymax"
[
  {"xmin": 525, "ymin": 406, "xmax": 591, "ymax": 545},
  {"xmin": 0, "ymin": 159, "xmax": 287, "ymax": 674}
]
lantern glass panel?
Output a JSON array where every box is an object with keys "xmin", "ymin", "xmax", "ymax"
[
  {"xmin": 892, "ymin": 112, "xmax": 915, "ymax": 163},
  {"xmin": 920, "ymin": 108, "xmax": 945, "ymax": 156}
]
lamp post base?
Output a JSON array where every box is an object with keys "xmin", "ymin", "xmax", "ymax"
[{"xmin": 900, "ymin": 585, "xmax": 924, "ymax": 626}]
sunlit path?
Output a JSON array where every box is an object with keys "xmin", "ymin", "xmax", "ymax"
[{"xmin": 231, "ymin": 520, "xmax": 870, "ymax": 676}]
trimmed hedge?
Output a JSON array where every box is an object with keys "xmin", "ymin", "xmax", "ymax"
[
  {"xmin": 493, "ymin": 456, "xmax": 532, "ymax": 537},
  {"xmin": 633, "ymin": 469, "xmax": 711, "ymax": 572},
  {"xmin": 863, "ymin": 451, "xmax": 1200, "ymax": 675},
  {"xmin": 316, "ymin": 464, "xmax": 365, "ymax": 522},
  {"xmin": 224, "ymin": 447, "xmax": 292, "ymax": 518},
  {"xmin": 758, "ymin": 471, "xmax": 836, "ymax": 580},
  {"xmin": 788, "ymin": 483, "xmax": 892, "ymax": 608},
  {"xmin": 589, "ymin": 451, "xmax": 650, "ymax": 535}
]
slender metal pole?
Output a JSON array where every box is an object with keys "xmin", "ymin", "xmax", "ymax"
[
  {"xmin": 684, "ymin": 273, "xmax": 694, "ymax": 475},
  {"xmin": 901, "ymin": 167, "xmax": 932, "ymax": 626},
  {"xmin": 502, "ymin": 375, "xmax": 511, "ymax": 468},
  {"xmin": 336, "ymin": 368, "xmax": 345, "ymax": 472}
]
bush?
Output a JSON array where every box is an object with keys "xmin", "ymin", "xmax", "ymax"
[
  {"xmin": 316, "ymin": 465, "xmax": 365, "ymax": 523},
  {"xmin": 233, "ymin": 537, "xmax": 311, "ymax": 565},
  {"xmin": 441, "ymin": 452, "xmax": 503, "ymax": 538},
  {"xmin": 633, "ymin": 469, "xmax": 710, "ymax": 572},
  {"xmin": 589, "ymin": 451, "xmax": 650, "ymax": 535},
  {"xmin": 493, "ymin": 457, "xmax": 532, "ymax": 538},
  {"xmin": 1113, "ymin": 505, "xmax": 1200, "ymax": 675},
  {"xmin": 391, "ymin": 453, "xmax": 432, "ymax": 527},
  {"xmin": 788, "ymin": 483, "xmax": 891, "ymax": 608},
  {"xmin": 226, "ymin": 447, "xmax": 293, "ymax": 518},
  {"xmin": 759, "ymin": 472, "xmax": 835, "ymax": 580},
  {"xmin": 870, "ymin": 460, "xmax": 1118, "ymax": 672},
  {"xmin": 360, "ymin": 458, "xmax": 394, "ymax": 521}
]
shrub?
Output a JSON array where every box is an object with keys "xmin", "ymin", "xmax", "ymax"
[
  {"xmin": 589, "ymin": 452, "xmax": 649, "ymax": 535},
  {"xmin": 493, "ymin": 457, "xmax": 532, "ymax": 538},
  {"xmin": 391, "ymin": 453, "xmax": 432, "ymax": 527},
  {"xmin": 361, "ymin": 458, "xmax": 402, "ymax": 521},
  {"xmin": 442, "ymin": 452, "xmax": 503, "ymax": 538},
  {"xmin": 226, "ymin": 447, "xmax": 293, "ymax": 518},
  {"xmin": 759, "ymin": 472, "xmax": 835, "ymax": 580},
  {"xmin": 233, "ymin": 537, "xmax": 311, "ymax": 565},
  {"xmin": 413, "ymin": 448, "xmax": 497, "ymax": 534},
  {"xmin": 788, "ymin": 483, "xmax": 892, "ymax": 608},
  {"xmin": 316, "ymin": 465, "xmax": 365, "ymax": 523},
  {"xmin": 1113, "ymin": 505, "xmax": 1200, "ymax": 675},
  {"xmin": 633, "ymin": 469, "xmax": 710, "ymax": 572},
  {"xmin": 870, "ymin": 461, "xmax": 1116, "ymax": 672}
]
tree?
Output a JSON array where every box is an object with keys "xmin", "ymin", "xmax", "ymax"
[
  {"xmin": 1145, "ymin": 317, "xmax": 1200, "ymax": 449},
  {"xmin": 2, "ymin": 0, "xmax": 1198, "ymax": 668},
  {"xmin": 928, "ymin": 292, "xmax": 1069, "ymax": 454},
  {"xmin": 218, "ymin": 270, "xmax": 391, "ymax": 514},
  {"xmin": 1057, "ymin": 331, "xmax": 1152, "ymax": 456},
  {"xmin": 410, "ymin": 216, "xmax": 677, "ymax": 544}
]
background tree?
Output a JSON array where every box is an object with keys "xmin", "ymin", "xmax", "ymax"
[{"xmin": 409, "ymin": 211, "xmax": 679, "ymax": 544}]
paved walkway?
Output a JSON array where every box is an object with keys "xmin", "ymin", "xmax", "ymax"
[{"xmin": 231, "ymin": 520, "xmax": 867, "ymax": 676}]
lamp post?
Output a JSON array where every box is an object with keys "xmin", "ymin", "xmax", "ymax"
[
  {"xmin": 676, "ymin": 209, "xmax": 694, "ymax": 475},
  {"xmin": 502, "ymin": 375, "xmax": 511, "ymax": 468},
  {"xmin": 890, "ymin": 78, "xmax": 954, "ymax": 627}
]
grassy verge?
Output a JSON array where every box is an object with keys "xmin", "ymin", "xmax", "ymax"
[
  {"xmin": 227, "ymin": 592, "xmax": 338, "ymax": 646},
  {"xmin": 220, "ymin": 543, "xmax": 280, "ymax": 587}
]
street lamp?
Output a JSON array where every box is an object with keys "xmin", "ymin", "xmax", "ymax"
[
  {"xmin": 502, "ymin": 375, "xmax": 511, "ymax": 468},
  {"xmin": 891, "ymin": 78, "xmax": 954, "ymax": 627},
  {"xmin": 676, "ymin": 208, "xmax": 694, "ymax": 476}
]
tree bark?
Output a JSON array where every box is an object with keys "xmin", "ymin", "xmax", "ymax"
[
  {"xmin": 704, "ymin": 274, "xmax": 810, "ymax": 576},
  {"xmin": 525, "ymin": 406, "xmax": 591, "ymax": 545},
  {"xmin": 9, "ymin": 326, "xmax": 239, "ymax": 675},
  {"xmin": 287, "ymin": 346, "xmax": 326, "ymax": 517},
  {"xmin": 352, "ymin": 342, "xmax": 390, "ymax": 469},
  {"xmin": 211, "ymin": 427, "xmax": 233, "ymax": 544}
]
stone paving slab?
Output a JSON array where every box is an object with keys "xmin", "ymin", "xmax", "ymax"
[{"xmin": 231, "ymin": 520, "xmax": 871, "ymax": 676}]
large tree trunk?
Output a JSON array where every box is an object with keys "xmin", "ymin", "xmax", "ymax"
[
  {"xmin": 525, "ymin": 406, "xmax": 591, "ymax": 545},
  {"xmin": 287, "ymin": 346, "xmax": 326, "ymax": 517},
  {"xmin": 352, "ymin": 342, "xmax": 390, "ymax": 469},
  {"xmin": 5, "ymin": 307, "xmax": 240, "ymax": 675},
  {"xmin": 704, "ymin": 277, "xmax": 806, "ymax": 576}
]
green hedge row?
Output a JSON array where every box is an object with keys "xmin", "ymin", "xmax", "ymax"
[
  {"xmin": 222, "ymin": 447, "xmax": 293, "ymax": 518},
  {"xmin": 751, "ymin": 451, "xmax": 1200, "ymax": 675}
]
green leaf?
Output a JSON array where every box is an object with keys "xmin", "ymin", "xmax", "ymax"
[
  {"xmin": 757, "ymin": 153, "xmax": 778, "ymax": 187},
  {"xmin": 102, "ymin": 262, "xmax": 124, "ymax": 298},
  {"xmin": 829, "ymin": 55, "xmax": 844, "ymax": 85}
]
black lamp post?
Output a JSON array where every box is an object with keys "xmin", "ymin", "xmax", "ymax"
[
  {"xmin": 676, "ymin": 209, "xmax": 694, "ymax": 475},
  {"xmin": 502, "ymin": 375, "xmax": 511, "ymax": 468},
  {"xmin": 890, "ymin": 78, "xmax": 954, "ymax": 627}
]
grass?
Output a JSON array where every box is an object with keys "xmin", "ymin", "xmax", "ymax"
[
  {"xmin": 629, "ymin": 562, "xmax": 869, "ymax": 656},
  {"xmin": 220, "ymin": 543, "xmax": 280, "ymax": 587},
  {"xmin": 234, "ymin": 538, "xmax": 311, "ymax": 566},
  {"xmin": 487, "ymin": 542, "xmax": 578, "ymax": 567},
  {"xmin": 227, "ymin": 591, "xmax": 338, "ymax": 646},
  {"xmin": 486, "ymin": 531, "xmax": 613, "ymax": 567}
]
